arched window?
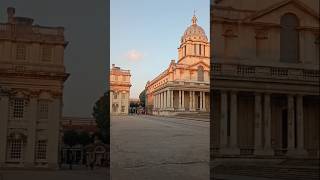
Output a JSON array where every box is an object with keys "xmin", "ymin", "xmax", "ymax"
[
  {"xmin": 280, "ymin": 13, "xmax": 299, "ymax": 63},
  {"xmin": 197, "ymin": 66, "xmax": 204, "ymax": 81}
]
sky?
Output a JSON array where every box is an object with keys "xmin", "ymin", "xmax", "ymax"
[
  {"xmin": 111, "ymin": 0, "xmax": 210, "ymax": 98},
  {"xmin": 0, "ymin": 0, "xmax": 108, "ymax": 118}
]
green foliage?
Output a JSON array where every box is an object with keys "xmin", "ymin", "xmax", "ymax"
[
  {"xmin": 139, "ymin": 89, "xmax": 146, "ymax": 107},
  {"xmin": 63, "ymin": 130, "xmax": 79, "ymax": 147},
  {"xmin": 78, "ymin": 131, "xmax": 92, "ymax": 146},
  {"xmin": 92, "ymin": 92, "xmax": 109, "ymax": 144}
]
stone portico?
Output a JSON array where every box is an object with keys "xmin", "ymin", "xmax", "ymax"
[{"xmin": 152, "ymin": 81, "xmax": 209, "ymax": 116}]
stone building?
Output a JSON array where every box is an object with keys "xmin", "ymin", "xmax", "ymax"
[
  {"xmin": 211, "ymin": 0, "xmax": 319, "ymax": 159},
  {"xmin": 145, "ymin": 15, "xmax": 210, "ymax": 116},
  {"xmin": 0, "ymin": 7, "xmax": 68, "ymax": 168},
  {"xmin": 110, "ymin": 64, "xmax": 131, "ymax": 115}
]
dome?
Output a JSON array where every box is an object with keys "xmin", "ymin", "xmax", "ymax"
[{"xmin": 181, "ymin": 15, "xmax": 208, "ymax": 43}]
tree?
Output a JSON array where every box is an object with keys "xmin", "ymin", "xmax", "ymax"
[
  {"xmin": 92, "ymin": 92, "xmax": 109, "ymax": 144},
  {"xmin": 139, "ymin": 89, "xmax": 146, "ymax": 107},
  {"xmin": 63, "ymin": 130, "xmax": 79, "ymax": 169},
  {"xmin": 78, "ymin": 131, "xmax": 92, "ymax": 146}
]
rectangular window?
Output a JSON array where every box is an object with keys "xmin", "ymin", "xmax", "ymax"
[
  {"xmin": 16, "ymin": 44, "xmax": 26, "ymax": 60},
  {"xmin": 114, "ymin": 92, "xmax": 117, "ymax": 99},
  {"xmin": 115, "ymin": 75, "xmax": 118, "ymax": 81},
  {"xmin": 121, "ymin": 93, "xmax": 125, "ymax": 99},
  {"xmin": 41, "ymin": 46, "xmax": 53, "ymax": 62},
  {"xmin": 35, "ymin": 140, "xmax": 47, "ymax": 160},
  {"xmin": 38, "ymin": 100, "xmax": 49, "ymax": 119},
  {"xmin": 8, "ymin": 139, "xmax": 23, "ymax": 161},
  {"xmin": 199, "ymin": 44, "xmax": 201, "ymax": 55},
  {"xmin": 13, "ymin": 99, "xmax": 25, "ymax": 120},
  {"xmin": 194, "ymin": 44, "xmax": 196, "ymax": 55},
  {"xmin": 204, "ymin": 45, "xmax": 205, "ymax": 56},
  {"xmin": 184, "ymin": 46, "xmax": 186, "ymax": 56},
  {"xmin": 121, "ymin": 106, "xmax": 125, "ymax": 112},
  {"xmin": 122, "ymin": 76, "xmax": 126, "ymax": 81}
]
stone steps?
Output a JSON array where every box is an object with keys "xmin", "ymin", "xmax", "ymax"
[
  {"xmin": 175, "ymin": 112, "xmax": 209, "ymax": 119},
  {"xmin": 214, "ymin": 165, "xmax": 320, "ymax": 180}
]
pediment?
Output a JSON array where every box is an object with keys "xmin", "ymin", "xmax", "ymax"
[
  {"xmin": 188, "ymin": 61, "xmax": 210, "ymax": 70},
  {"xmin": 245, "ymin": 0, "xmax": 320, "ymax": 27}
]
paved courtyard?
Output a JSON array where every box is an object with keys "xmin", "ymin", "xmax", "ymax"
[
  {"xmin": 0, "ymin": 167, "xmax": 108, "ymax": 180},
  {"xmin": 111, "ymin": 115, "xmax": 210, "ymax": 180}
]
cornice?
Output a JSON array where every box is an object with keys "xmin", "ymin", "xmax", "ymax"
[{"xmin": 0, "ymin": 70, "xmax": 69, "ymax": 81}]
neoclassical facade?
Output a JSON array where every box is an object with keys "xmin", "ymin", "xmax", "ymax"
[
  {"xmin": 0, "ymin": 7, "xmax": 69, "ymax": 168},
  {"xmin": 110, "ymin": 64, "xmax": 131, "ymax": 115},
  {"xmin": 211, "ymin": 0, "xmax": 319, "ymax": 159},
  {"xmin": 145, "ymin": 15, "xmax": 210, "ymax": 116}
]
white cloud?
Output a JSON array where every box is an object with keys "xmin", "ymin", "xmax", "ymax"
[{"xmin": 125, "ymin": 49, "xmax": 144, "ymax": 61}]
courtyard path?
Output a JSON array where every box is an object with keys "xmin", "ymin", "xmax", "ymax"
[{"xmin": 111, "ymin": 115, "xmax": 210, "ymax": 180}]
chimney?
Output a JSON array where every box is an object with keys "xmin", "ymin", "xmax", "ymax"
[
  {"xmin": 112, "ymin": 64, "xmax": 115, "ymax": 68},
  {"xmin": 171, "ymin": 59, "xmax": 175, "ymax": 64},
  {"xmin": 7, "ymin": 7, "xmax": 15, "ymax": 23}
]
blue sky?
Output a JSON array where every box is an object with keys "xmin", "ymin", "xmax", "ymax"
[{"xmin": 111, "ymin": 0, "xmax": 210, "ymax": 98}]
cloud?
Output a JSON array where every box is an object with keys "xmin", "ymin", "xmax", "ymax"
[{"xmin": 125, "ymin": 49, "xmax": 144, "ymax": 61}]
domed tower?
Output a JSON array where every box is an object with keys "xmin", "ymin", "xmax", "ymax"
[{"xmin": 178, "ymin": 14, "xmax": 210, "ymax": 65}]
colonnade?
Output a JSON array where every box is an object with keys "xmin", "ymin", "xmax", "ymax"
[
  {"xmin": 218, "ymin": 90, "xmax": 307, "ymax": 156},
  {"xmin": 153, "ymin": 90, "xmax": 207, "ymax": 111}
]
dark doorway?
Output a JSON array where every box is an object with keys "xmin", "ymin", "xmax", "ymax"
[
  {"xmin": 198, "ymin": 95, "xmax": 201, "ymax": 110},
  {"xmin": 281, "ymin": 109, "xmax": 288, "ymax": 149}
]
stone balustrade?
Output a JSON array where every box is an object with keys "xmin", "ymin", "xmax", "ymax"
[
  {"xmin": 212, "ymin": 63, "xmax": 320, "ymax": 82},
  {"xmin": 0, "ymin": 23, "xmax": 64, "ymax": 43}
]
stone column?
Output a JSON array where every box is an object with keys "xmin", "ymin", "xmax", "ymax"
[
  {"xmin": 170, "ymin": 90, "xmax": 174, "ymax": 109},
  {"xmin": 199, "ymin": 92, "xmax": 203, "ymax": 110},
  {"xmin": 47, "ymin": 97, "xmax": 61, "ymax": 168},
  {"xmin": 291, "ymin": 95, "xmax": 307, "ymax": 156},
  {"xmin": 159, "ymin": 93, "xmax": 162, "ymax": 109},
  {"xmin": 154, "ymin": 94, "xmax": 157, "ymax": 108},
  {"xmin": 220, "ymin": 91, "xmax": 228, "ymax": 151},
  {"xmin": 203, "ymin": 92, "xmax": 206, "ymax": 111},
  {"xmin": 263, "ymin": 93, "xmax": 273, "ymax": 155},
  {"xmin": 166, "ymin": 90, "xmax": 171, "ymax": 109},
  {"xmin": 189, "ymin": 91, "xmax": 193, "ymax": 110},
  {"xmin": 254, "ymin": 93, "xmax": 263, "ymax": 155},
  {"xmin": 164, "ymin": 91, "xmax": 167, "ymax": 109},
  {"xmin": 287, "ymin": 95, "xmax": 295, "ymax": 151},
  {"xmin": 25, "ymin": 97, "xmax": 37, "ymax": 167},
  {"xmin": 110, "ymin": 91, "xmax": 113, "ymax": 112},
  {"xmin": 25, "ymin": 97, "xmax": 38, "ymax": 167},
  {"xmin": 0, "ymin": 95, "xmax": 9, "ymax": 166},
  {"xmin": 156, "ymin": 94, "xmax": 158, "ymax": 109},
  {"xmin": 296, "ymin": 95, "xmax": 304, "ymax": 150},
  {"xmin": 155, "ymin": 94, "xmax": 158, "ymax": 109},
  {"xmin": 181, "ymin": 91, "xmax": 185, "ymax": 109},
  {"xmin": 228, "ymin": 91, "xmax": 240, "ymax": 154},
  {"xmin": 161, "ymin": 92, "xmax": 164, "ymax": 109},
  {"xmin": 178, "ymin": 90, "xmax": 182, "ymax": 109},
  {"xmin": 192, "ymin": 91, "xmax": 196, "ymax": 111},
  {"xmin": 158, "ymin": 94, "xmax": 160, "ymax": 109}
]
